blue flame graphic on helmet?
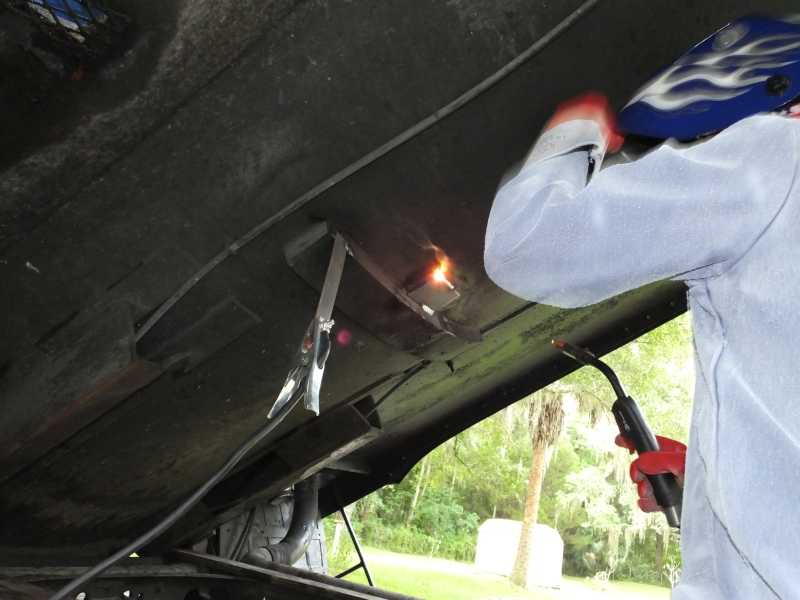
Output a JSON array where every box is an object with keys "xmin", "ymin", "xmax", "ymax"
[{"xmin": 619, "ymin": 15, "xmax": 800, "ymax": 141}]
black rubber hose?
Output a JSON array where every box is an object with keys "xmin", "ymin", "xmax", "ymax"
[
  {"xmin": 47, "ymin": 390, "xmax": 304, "ymax": 600},
  {"xmin": 244, "ymin": 474, "xmax": 320, "ymax": 567}
]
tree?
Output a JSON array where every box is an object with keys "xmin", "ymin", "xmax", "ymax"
[
  {"xmin": 510, "ymin": 387, "xmax": 566, "ymax": 588},
  {"xmin": 406, "ymin": 454, "xmax": 431, "ymax": 525},
  {"xmin": 340, "ymin": 315, "xmax": 693, "ymax": 585},
  {"xmin": 549, "ymin": 314, "xmax": 692, "ymax": 580}
]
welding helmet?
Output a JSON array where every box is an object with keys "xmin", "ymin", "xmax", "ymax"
[{"xmin": 618, "ymin": 15, "xmax": 800, "ymax": 142}]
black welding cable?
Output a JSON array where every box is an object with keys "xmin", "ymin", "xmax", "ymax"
[
  {"xmin": 364, "ymin": 361, "xmax": 429, "ymax": 419},
  {"xmin": 229, "ymin": 506, "xmax": 256, "ymax": 561},
  {"xmin": 133, "ymin": 0, "xmax": 600, "ymax": 343},
  {"xmin": 47, "ymin": 391, "xmax": 303, "ymax": 600}
]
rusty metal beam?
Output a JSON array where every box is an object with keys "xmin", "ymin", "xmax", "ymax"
[{"xmin": 173, "ymin": 550, "xmax": 419, "ymax": 600}]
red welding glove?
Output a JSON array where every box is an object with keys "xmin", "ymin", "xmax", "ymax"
[
  {"xmin": 615, "ymin": 434, "xmax": 687, "ymax": 513},
  {"xmin": 525, "ymin": 92, "xmax": 625, "ymax": 169},
  {"xmin": 546, "ymin": 92, "xmax": 626, "ymax": 153}
]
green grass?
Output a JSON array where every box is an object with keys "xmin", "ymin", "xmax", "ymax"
[{"xmin": 335, "ymin": 547, "xmax": 670, "ymax": 600}]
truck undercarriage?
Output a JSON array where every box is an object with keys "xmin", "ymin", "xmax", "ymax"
[{"xmin": 1, "ymin": 1, "xmax": 792, "ymax": 598}]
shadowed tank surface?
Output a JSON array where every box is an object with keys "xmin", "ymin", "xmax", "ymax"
[{"xmin": 0, "ymin": 0, "xmax": 793, "ymax": 563}]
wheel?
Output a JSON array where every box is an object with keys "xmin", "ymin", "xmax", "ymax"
[{"xmin": 217, "ymin": 493, "xmax": 328, "ymax": 574}]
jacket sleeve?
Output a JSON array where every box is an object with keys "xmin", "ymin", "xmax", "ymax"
[{"xmin": 484, "ymin": 115, "xmax": 799, "ymax": 308}]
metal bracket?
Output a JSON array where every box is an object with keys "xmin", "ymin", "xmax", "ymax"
[
  {"xmin": 338, "ymin": 231, "xmax": 481, "ymax": 342},
  {"xmin": 271, "ymin": 222, "xmax": 481, "ymax": 418}
]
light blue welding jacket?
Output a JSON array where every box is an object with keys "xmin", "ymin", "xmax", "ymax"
[{"xmin": 485, "ymin": 114, "xmax": 800, "ymax": 600}]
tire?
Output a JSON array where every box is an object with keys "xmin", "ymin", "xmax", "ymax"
[{"xmin": 217, "ymin": 493, "xmax": 328, "ymax": 574}]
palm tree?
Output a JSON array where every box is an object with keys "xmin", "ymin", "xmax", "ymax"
[{"xmin": 510, "ymin": 387, "xmax": 566, "ymax": 588}]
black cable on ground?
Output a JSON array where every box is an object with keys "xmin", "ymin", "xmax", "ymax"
[{"xmin": 47, "ymin": 391, "xmax": 304, "ymax": 600}]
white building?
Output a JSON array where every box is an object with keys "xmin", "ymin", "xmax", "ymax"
[{"xmin": 474, "ymin": 519, "xmax": 563, "ymax": 589}]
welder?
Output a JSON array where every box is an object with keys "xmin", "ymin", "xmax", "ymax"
[{"xmin": 485, "ymin": 15, "xmax": 800, "ymax": 600}]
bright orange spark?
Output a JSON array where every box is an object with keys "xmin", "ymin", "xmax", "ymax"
[{"xmin": 431, "ymin": 261, "xmax": 454, "ymax": 289}]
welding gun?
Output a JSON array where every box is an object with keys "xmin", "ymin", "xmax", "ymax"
[{"xmin": 552, "ymin": 339, "xmax": 682, "ymax": 529}]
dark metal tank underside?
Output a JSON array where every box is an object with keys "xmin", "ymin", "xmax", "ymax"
[{"xmin": 0, "ymin": 0, "xmax": 790, "ymax": 563}]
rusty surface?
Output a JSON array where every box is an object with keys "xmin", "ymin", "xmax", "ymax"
[
  {"xmin": 0, "ymin": 301, "xmax": 161, "ymax": 483},
  {"xmin": 0, "ymin": 579, "xmax": 49, "ymax": 600},
  {"xmin": 174, "ymin": 550, "xmax": 421, "ymax": 600}
]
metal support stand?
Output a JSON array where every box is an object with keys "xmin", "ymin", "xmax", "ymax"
[{"xmin": 335, "ymin": 507, "xmax": 374, "ymax": 586}]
